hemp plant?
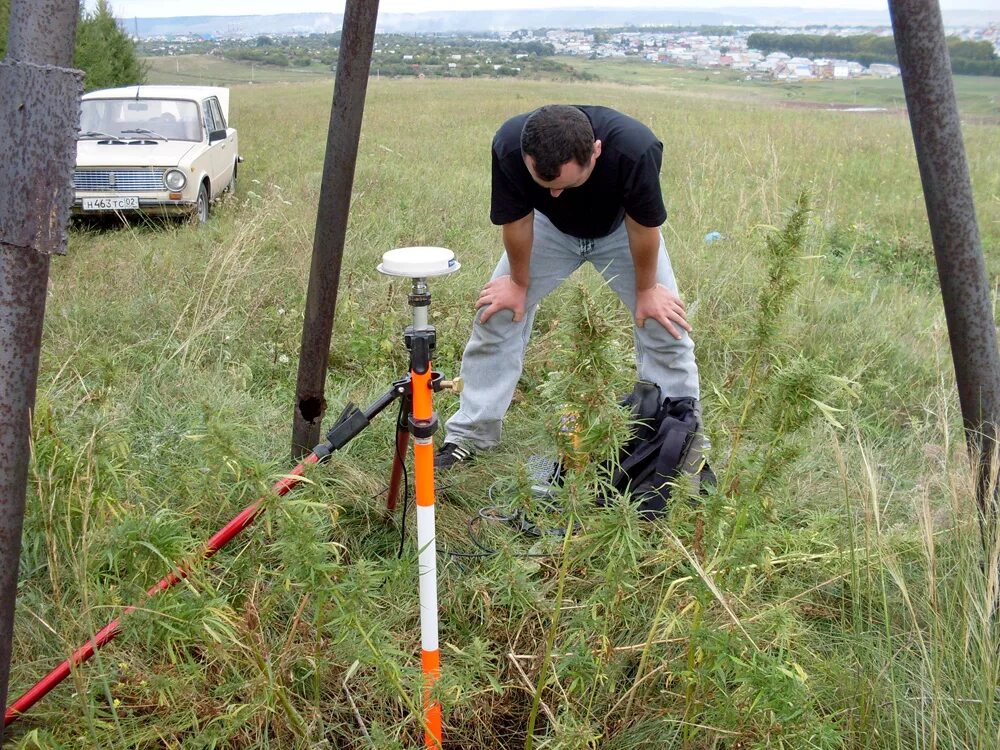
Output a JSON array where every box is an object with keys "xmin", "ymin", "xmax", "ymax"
[
  {"xmin": 723, "ymin": 191, "xmax": 852, "ymax": 497},
  {"xmin": 519, "ymin": 285, "xmax": 636, "ymax": 749}
]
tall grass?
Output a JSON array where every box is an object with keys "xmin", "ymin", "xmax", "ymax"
[{"xmin": 5, "ymin": 76, "xmax": 1000, "ymax": 748}]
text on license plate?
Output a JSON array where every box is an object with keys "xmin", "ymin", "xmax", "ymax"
[{"xmin": 82, "ymin": 196, "xmax": 140, "ymax": 211}]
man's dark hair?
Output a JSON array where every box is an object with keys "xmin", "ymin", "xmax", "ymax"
[{"xmin": 520, "ymin": 105, "xmax": 595, "ymax": 182}]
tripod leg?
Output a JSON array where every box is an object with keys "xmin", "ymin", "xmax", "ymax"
[
  {"xmin": 387, "ymin": 391, "xmax": 412, "ymax": 512},
  {"xmin": 387, "ymin": 426, "xmax": 410, "ymax": 512}
]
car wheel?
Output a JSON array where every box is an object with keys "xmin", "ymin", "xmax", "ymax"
[{"xmin": 193, "ymin": 182, "xmax": 209, "ymax": 224}]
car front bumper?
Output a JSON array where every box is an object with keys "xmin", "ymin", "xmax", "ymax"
[{"xmin": 72, "ymin": 194, "xmax": 197, "ymax": 218}]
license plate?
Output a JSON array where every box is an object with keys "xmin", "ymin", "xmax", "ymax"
[{"xmin": 82, "ymin": 196, "xmax": 140, "ymax": 211}]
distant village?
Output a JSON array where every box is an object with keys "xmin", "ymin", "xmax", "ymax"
[
  {"xmin": 139, "ymin": 22, "xmax": 1000, "ymax": 83},
  {"xmin": 525, "ymin": 26, "xmax": 998, "ymax": 80}
]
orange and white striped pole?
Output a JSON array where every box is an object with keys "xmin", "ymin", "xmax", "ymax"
[
  {"xmin": 378, "ymin": 247, "xmax": 459, "ymax": 750},
  {"xmin": 411, "ymin": 364, "xmax": 442, "ymax": 748}
]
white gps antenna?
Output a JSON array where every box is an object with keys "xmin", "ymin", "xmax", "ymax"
[
  {"xmin": 378, "ymin": 246, "xmax": 460, "ymax": 330},
  {"xmin": 378, "ymin": 245, "xmax": 460, "ymax": 279}
]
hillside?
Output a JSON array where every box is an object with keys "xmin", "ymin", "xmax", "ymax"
[
  {"xmin": 143, "ymin": 53, "xmax": 1000, "ymax": 119},
  {"xmin": 4, "ymin": 75, "xmax": 1000, "ymax": 748}
]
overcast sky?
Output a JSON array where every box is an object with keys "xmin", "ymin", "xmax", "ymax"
[{"xmin": 96, "ymin": 0, "xmax": 996, "ymax": 19}]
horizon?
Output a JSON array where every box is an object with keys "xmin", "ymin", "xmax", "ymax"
[{"xmin": 97, "ymin": 1, "xmax": 999, "ymax": 20}]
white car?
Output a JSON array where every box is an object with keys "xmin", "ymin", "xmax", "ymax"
[{"xmin": 74, "ymin": 85, "xmax": 240, "ymax": 223}]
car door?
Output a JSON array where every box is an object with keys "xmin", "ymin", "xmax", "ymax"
[
  {"xmin": 196, "ymin": 98, "xmax": 221, "ymax": 198},
  {"xmin": 206, "ymin": 97, "xmax": 234, "ymax": 198}
]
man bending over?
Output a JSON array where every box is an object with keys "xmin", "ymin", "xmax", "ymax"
[{"xmin": 436, "ymin": 104, "xmax": 701, "ymax": 470}]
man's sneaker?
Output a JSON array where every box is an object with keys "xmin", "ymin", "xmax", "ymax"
[{"xmin": 435, "ymin": 442, "xmax": 476, "ymax": 469}]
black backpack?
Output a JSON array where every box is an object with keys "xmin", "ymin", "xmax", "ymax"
[
  {"xmin": 528, "ymin": 380, "xmax": 700, "ymax": 536},
  {"xmin": 552, "ymin": 381, "xmax": 699, "ymax": 518}
]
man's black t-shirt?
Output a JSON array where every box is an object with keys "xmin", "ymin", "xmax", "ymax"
[{"xmin": 490, "ymin": 105, "xmax": 667, "ymax": 239}]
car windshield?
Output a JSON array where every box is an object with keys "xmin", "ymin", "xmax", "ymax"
[{"xmin": 79, "ymin": 98, "xmax": 201, "ymax": 142}]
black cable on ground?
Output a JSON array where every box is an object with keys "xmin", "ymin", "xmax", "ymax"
[{"xmin": 387, "ymin": 449, "xmax": 560, "ymax": 560}]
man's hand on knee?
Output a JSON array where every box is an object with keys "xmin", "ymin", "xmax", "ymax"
[
  {"xmin": 476, "ymin": 274, "xmax": 528, "ymax": 324},
  {"xmin": 635, "ymin": 283, "xmax": 692, "ymax": 340}
]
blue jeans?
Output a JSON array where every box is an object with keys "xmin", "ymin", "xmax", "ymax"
[{"xmin": 445, "ymin": 211, "xmax": 700, "ymax": 449}]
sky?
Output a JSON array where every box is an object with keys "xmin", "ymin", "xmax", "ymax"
[{"xmin": 94, "ymin": 0, "xmax": 997, "ymax": 19}]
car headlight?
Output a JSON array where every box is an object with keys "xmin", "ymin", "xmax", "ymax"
[{"xmin": 164, "ymin": 169, "xmax": 187, "ymax": 191}]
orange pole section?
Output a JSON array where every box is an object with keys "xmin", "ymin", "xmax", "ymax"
[
  {"xmin": 411, "ymin": 369, "xmax": 432, "ymax": 422},
  {"xmin": 413, "ymin": 369, "xmax": 435, "ymax": 510},
  {"xmin": 421, "ymin": 648, "xmax": 442, "ymax": 745},
  {"xmin": 410, "ymin": 366, "xmax": 441, "ymax": 748}
]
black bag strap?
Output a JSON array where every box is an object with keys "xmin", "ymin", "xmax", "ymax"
[
  {"xmin": 626, "ymin": 399, "xmax": 697, "ymax": 489},
  {"xmin": 652, "ymin": 416, "xmax": 696, "ymax": 482},
  {"xmin": 611, "ymin": 430, "xmax": 664, "ymax": 487}
]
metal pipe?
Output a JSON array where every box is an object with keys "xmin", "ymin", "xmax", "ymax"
[
  {"xmin": 292, "ymin": 0, "xmax": 381, "ymax": 457},
  {"xmin": 888, "ymin": 0, "xmax": 1000, "ymax": 521},
  {"xmin": 412, "ymin": 279, "xmax": 430, "ymax": 331},
  {"xmin": 0, "ymin": 1, "xmax": 81, "ymax": 740}
]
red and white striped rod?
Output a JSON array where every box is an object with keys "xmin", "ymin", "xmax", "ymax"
[{"xmin": 4, "ymin": 454, "xmax": 320, "ymax": 727}]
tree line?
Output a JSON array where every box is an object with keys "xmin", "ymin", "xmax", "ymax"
[
  {"xmin": 204, "ymin": 34, "xmax": 557, "ymax": 77},
  {"xmin": 747, "ymin": 32, "xmax": 1000, "ymax": 76},
  {"xmin": 1, "ymin": 0, "xmax": 145, "ymax": 90}
]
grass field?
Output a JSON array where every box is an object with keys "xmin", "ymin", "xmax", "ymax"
[
  {"xmin": 144, "ymin": 53, "xmax": 1000, "ymax": 118},
  {"xmin": 5, "ymin": 71, "xmax": 1000, "ymax": 749},
  {"xmin": 144, "ymin": 54, "xmax": 333, "ymax": 86},
  {"xmin": 558, "ymin": 57, "xmax": 1000, "ymax": 118}
]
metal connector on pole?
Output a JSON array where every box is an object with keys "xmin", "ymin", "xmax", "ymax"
[
  {"xmin": 0, "ymin": 0, "xmax": 82, "ymax": 742},
  {"xmin": 889, "ymin": 0, "xmax": 1000, "ymax": 524}
]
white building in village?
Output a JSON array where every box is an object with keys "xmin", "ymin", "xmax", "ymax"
[
  {"xmin": 789, "ymin": 57, "xmax": 813, "ymax": 76},
  {"xmin": 539, "ymin": 27, "xmax": 909, "ymax": 81},
  {"xmin": 869, "ymin": 63, "xmax": 902, "ymax": 77}
]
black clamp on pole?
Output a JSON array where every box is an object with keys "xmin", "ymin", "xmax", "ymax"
[
  {"xmin": 406, "ymin": 327, "xmax": 439, "ymax": 437},
  {"xmin": 409, "ymin": 414, "xmax": 438, "ymax": 439},
  {"xmin": 405, "ymin": 326, "xmax": 436, "ymax": 374}
]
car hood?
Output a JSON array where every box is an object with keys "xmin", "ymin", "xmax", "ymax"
[{"xmin": 76, "ymin": 140, "xmax": 199, "ymax": 168}]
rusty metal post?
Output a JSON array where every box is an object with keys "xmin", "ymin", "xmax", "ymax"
[
  {"xmin": 889, "ymin": 0, "xmax": 1000, "ymax": 521},
  {"xmin": 0, "ymin": 0, "xmax": 81, "ymax": 740},
  {"xmin": 292, "ymin": 0, "xmax": 381, "ymax": 457}
]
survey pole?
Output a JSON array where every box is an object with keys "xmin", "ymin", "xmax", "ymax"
[
  {"xmin": 0, "ymin": 0, "xmax": 82, "ymax": 742},
  {"xmin": 292, "ymin": 0, "xmax": 381, "ymax": 457},
  {"xmin": 888, "ymin": 0, "xmax": 1000, "ymax": 524}
]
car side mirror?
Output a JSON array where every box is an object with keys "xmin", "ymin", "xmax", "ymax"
[{"xmin": 209, "ymin": 129, "xmax": 227, "ymax": 143}]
